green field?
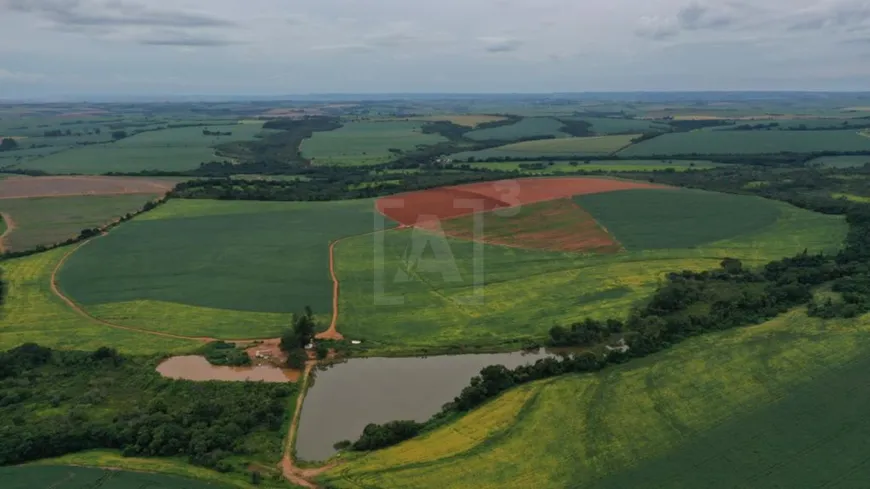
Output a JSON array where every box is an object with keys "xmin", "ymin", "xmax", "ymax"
[
  {"xmin": 807, "ymin": 155, "xmax": 870, "ymax": 168},
  {"xmin": 466, "ymin": 160, "xmax": 721, "ymax": 173},
  {"xmin": 575, "ymin": 189, "xmax": 782, "ymax": 250},
  {"xmin": 17, "ymin": 124, "xmax": 272, "ymax": 174},
  {"xmin": 334, "ymin": 196, "xmax": 846, "ymax": 350},
  {"xmin": 575, "ymin": 117, "xmax": 670, "ymax": 134},
  {"xmin": 620, "ymin": 129, "xmax": 870, "ymax": 156},
  {"xmin": 406, "ymin": 115, "xmax": 508, "ymax": 127},
  {"xmin": 57, "ymin": 199, "xmax": 391, "ymax": 339},
  {"xmin": 455, "ymin": 135, "xmax": 638, "ymax": 160},
  {"xmin": 0, "ymin": 194, "xmax": 159, "ymax": 252},
  {"xmin": 0, "ymin": 247, "xmax": 200, "ymax": 353},
  {"xmin": 322, "ymin": 309, "xmax": 870, "ymax": 489},
  {"xmin": 0, "ymin": 466, "xmax": 231, "ymax": 489},
  {"xmin": 302, "ymin": 121, "xmax": 446, "ymax": 166},
  {"xmin": 464, "ymin": 117, "xmax": 569, "ymax": 141}
]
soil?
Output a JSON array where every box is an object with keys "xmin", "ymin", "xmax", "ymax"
[
  {"xmin": 0, "ymin": 176, "xmax": 176, "ymax": 200},
  {"xmin": 156, "ymin": 355, "xmax": 300, "ymax": 383},
  {"xmin": 439, "ymin": 198, "xmax": 623, "ymax": 253},
  {"xmin": 315, "ymin": 238, "xmax": 345, "ymax": 341},
  {"xmin": 0, "ymin": 212, "xmax": 17, "ymax": 253},
  {"xmin": 376, "ymin": 177, "xmax": 667, "ymax": 227}
]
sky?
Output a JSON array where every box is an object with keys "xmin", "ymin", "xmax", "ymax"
[{"xmin": 2, "ymin": 0, "xmax": 870, "ymax": 98}]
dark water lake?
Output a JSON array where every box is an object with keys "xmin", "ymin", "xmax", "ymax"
[{"xmin": 295, "ymin": 349, "xmax": 561, "ymax": 461}]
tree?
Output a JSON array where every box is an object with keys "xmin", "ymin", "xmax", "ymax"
[
  {"xmin": 111, "ymin": 130, "xmax": 128, "ymax": 140},
  {"xmin": 0, "ymin": 138, "xmax": 18, "ymax": 152},
  {"xmin": 286, "ymin": 349, "xmax": 307, "ymax": 369},
  {"xmin": 721, "ymin": 257, "xmax": 744, "ymax": 274}
]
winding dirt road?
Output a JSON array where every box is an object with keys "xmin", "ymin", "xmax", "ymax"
[{"xmin": 0, "ymin": 212, "xmax": 16, "ymax": 253}]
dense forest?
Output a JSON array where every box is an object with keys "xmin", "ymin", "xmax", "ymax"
[
  {"xmin": 350, "ymin": 164, "xmax": 870, "ymax": 452},
  {"xmin": 0, "ymin": 344, "xmax": 294, "ymax": 473}
]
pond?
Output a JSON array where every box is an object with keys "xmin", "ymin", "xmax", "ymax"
[
  {"xmin": 156, "ymin": 355, "xmax": 301, "ymax": 383},
  {"xmin": 295, "ymin": 349, "xmax": 562, "ymax": 461}
]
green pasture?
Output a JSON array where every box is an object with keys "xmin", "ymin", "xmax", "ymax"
[
  {"xmin": 465, "ymin": 160, "xmax": 721, "ymax": 173},
  {"xmin": 324, "ymin": 309, "xmax": 870, "ymax": 489},
  {"xmin": 0, "ymin": 194, "xmax": 159, "ymax": 252},
  {"xmin": 17, "ymin": 123, "xmax": 271, "ymax": 174},
  {"xmin": 832, "ymin": 192, "xmax": 870, "ymax": 203},
  {"xmin": 0, "ymin": 247, "xmax": 199, "ymax": 353},
  {"xmin": 575, "ymin": 188, "xmax": 782, "ymax": 250},
  {"xmin": 464, "ymin": 117, "xmax": 569, "ymax": 141},
  {"xmin": 807, "ymin": 155, "xmax": 870, "ymax": 168},
  {"xmin": 0, "ymin": 466, "xmax": 231, "ymax": 489},
  {"xmin": 620, "ymin": 129, "xmax": 870, "ymax": 156},
  {"xmin": 334, "ymin": 198, "xmax": 846, "ymax": 350},
  {"xmin": 302, "ymin": 121, "xmax": 446, "ymax": 166},
  {"xmin": 57, "ymin": 199, "xmax": 392, "ymax": 339},
  {"xmin": 455, "ymin": 135, "xmax": 637, "ymax": 160}
]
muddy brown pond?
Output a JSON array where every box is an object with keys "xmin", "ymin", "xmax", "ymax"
[
  {"xmin": 295, "ymin": 349, "xmax": 561, "ymax": 461},
  {"xmin": 156, "ymin": 356, "xmax": 300, "ymax": 383}
]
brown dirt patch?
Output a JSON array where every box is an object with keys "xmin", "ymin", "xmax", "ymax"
[
  {"xmin": 0, "ymin": 176, "xmax": 176, "ymax": 199},
  {"xmin": 438, "ymin": 198, "xmax": 622, "ymax": 253},
  {"xmin": 377, "ymin": 177, "xmax": 666, "ymax": 227},
  {"xmin": 156, "ymin": 355, "xmax": 300, "ymax": 383}
]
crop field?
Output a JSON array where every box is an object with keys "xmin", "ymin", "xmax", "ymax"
[
  {"xmin": 464, "ymin": 117, "xmax": 569, "ymax": 141},
  {"xmin": 832, "ymin": 192, "xmax": 870, "ymax": 203},
  {"xmin": 56, "ymin": 199, "xmax": 392, "ymax": 339},
  {"xmin": 466, "ymin": 160, "xmax": 722, "ymax": 173},
  {"xmin": 574, "ymin": 117, "xmax": 671, "ymax": 134},
  {"xmin": 455, "ymin": 135, "xmax": 638, "ymax": 160},
  {"xmin": 323, "ymin": 308, "xmax": 870, "ymax": 489},
  {"xmin": 0, "ymin": 466, "xmax": 231, "ymax": 489},
  {"xmin": 0, "ymin": 194, "xmax": 159, "ymax": 252},
  {"xmin": 302, "ymin": 121, "xmax": 446, "ymax": 166},
  {"xmin": 0, "ymin": 247, "xmax": 199, "ymax": 353},
  {"xmin": 17, "ymin": 124, "xmax": 272, "ymax": 174},
  {"xmin": 807, "ymin": 155, "xmax": 870, "ymax": 168},
  {"xmin": 0, "ymin": 175, "xmax": 176, "ymax": 199},
  {"xmin": 620, "ymin": 129, "xmax": 870, "ymax": 156},
  {"xmin": 575, "ymin": 189, "xmax": 782, "ymax": 250},
  {"xmin": 407, "ymin": 115, "xmax": 508, "ymax": 127},
  {"xmin": 335, "ymin": 196, "xmax": 845, "ymax": 349}
]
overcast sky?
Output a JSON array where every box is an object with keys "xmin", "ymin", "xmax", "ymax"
[{"xmin": 2, "ymin": 0, "xmax": 870, "ymax": 98}]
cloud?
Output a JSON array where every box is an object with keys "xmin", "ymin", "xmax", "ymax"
[
  {"xmin": 478, "ymin": 36, "xmax": 523, "ymax": 53},
  {"xmin": 3, "ymin": 0, "xmax": 235, "ymax": 29},
  {"xmin": 677, "ymin": 2, "xmax": 737, "ymax": 30},
  {"xmin": 0, "ymin": 69, "xmax": 46, "ymax": 81},
  {"xmin": 635, "ymin": 16, "xmax": 679, "ymax": 40},
  {"xmin": 788, "ymin": 2, "xmax": 870, "ymax": 31},
  {"xmin": 137, "ymin": 31, "xmax": 240, "ymax": 47},
  {"xmin": 636, "ymin": 1, "xmax": 754, "ymax": 41}
]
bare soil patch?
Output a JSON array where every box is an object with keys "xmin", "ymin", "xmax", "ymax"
[
  {"xmin": 439, "ymin": 198, "xmax": 622, "ymax": 253},
  {"xmin": 0, "ymin": 212, "xmax": 16, "ymax": 253},
  {"xmin": 377, "ymin": 177, "xmax": 666, "ymax": 227},
  {"xmin": 0, "ymin": 176, "xmax": 176, "ymax": 200}
]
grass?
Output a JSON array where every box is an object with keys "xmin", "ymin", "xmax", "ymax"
[
  {"xmin": 406, "ymin": 115, "xmax": 508, "ymax": 127},
  {"xmin": 620, "ymin": 129, "xmax": 870, "ymax": 156},
  {"xmin": 0, "ymin": 465, "xmax": 234, "ymax": 489},
  {"xmin": 575, "ymin": 188, "xmax": 783, "ymax": 250},
  {"xmin": 464, "ymin": 160, "xmax": 721, "ymax": 173},
  {"xmin": 334, "ymin": 200, "xmax": 846, "ymax": 350},
  {"xmin": 0, "ymin": 247, "xmax": 200, "ymax": 353},
  {"xmin": 17, "ymin": 124, "xmax": 272, "ymax": 174},
  {"xmin": 464, "ymin": 117, "xmax": 569, "ymax": 141},
  {"xmin": 56, "ymin": 199, "xmax": 391, "ymax": 339},
  {"xmin": 807, "ymin": 155, "xmax": 870, "ymax": 168},
  {"xmin": 0, "ymin": 194, "xmax": 159, "ymax": 252},
  {"xmin": 322, "ymin": 308, "xmax": 870, "ymax": 489},
  {"xmin": 302, "ymin": 121, "xmax": 446, "ymax": 166},
  {"xmin": 455, "ymin": 135, "xmax": 638, "ymax": 160},
  {"xmin": 832, "ymin": 192, "xmax": 870, "ymax": 203}
]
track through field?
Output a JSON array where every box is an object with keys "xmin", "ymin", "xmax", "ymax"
[{"xmin": 0, "ymin": 212, "xmax": 17, "ymax": 253}]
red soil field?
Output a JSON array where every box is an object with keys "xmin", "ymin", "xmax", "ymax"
[
  {"xmin": 0, "ymin": 176, "xmax": 177, "ymax": 199},
  {"xmin": 377, "ymin": 177, "xmax": 665, "ymax": 227},
  {"xmin": 439, "ymin": 198, "xmax": 622, "ymax": 253}
]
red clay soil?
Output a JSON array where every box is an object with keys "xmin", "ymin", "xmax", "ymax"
[
  {"xmin": 439, "ymin": 198, "xmax": 622, "ymax": 253},
  {"xmin": 315, "ymin": 238, "xmax": 346, "ymax": 341},
  {"xmin": 376, "ymin": 177, "xmax": 666, "ymax": 227},
  {"xmin": 0, "ymin": 176, "xmax": 176, "ymax": 199}
]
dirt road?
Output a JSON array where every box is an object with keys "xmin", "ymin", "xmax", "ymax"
[{"xmin": 0, "ymin": 212, "xmax": 17, "ymax": 253}]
